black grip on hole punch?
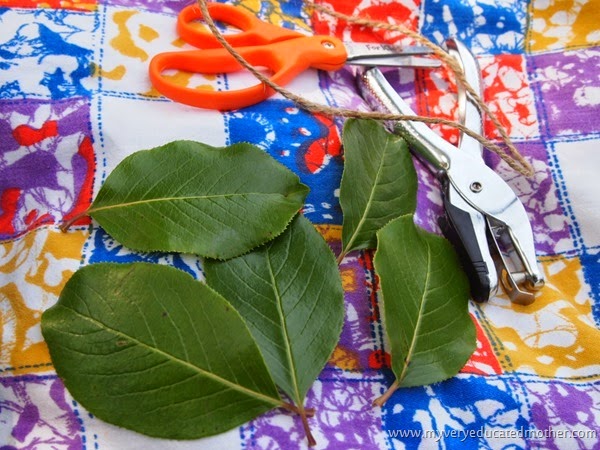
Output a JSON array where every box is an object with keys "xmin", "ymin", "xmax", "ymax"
[{"xmin": 439, "ymin": 201, "xmax": 491, "ymax": 302}]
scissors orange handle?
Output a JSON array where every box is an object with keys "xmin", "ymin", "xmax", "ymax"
[
  {"xmin": 177, "ymin": 3, "xmax": 302, "ymax": 48},
  {"xmin": 149, "ymin": 36, "xmax": 347, "ymax": 110}
]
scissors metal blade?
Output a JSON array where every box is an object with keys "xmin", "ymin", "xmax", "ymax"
[{"xmin": 344, "ymin": 43, "xmax": 442, "ymax": 68}]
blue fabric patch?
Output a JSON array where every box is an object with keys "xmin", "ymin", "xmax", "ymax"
[
  {"xmin": 226, "ymin": 100, "xmax": 343, "ymax": 224},
  {"xmin": 382, "ymin": 374, "xmax": 528, "ymax": 449},
  {"xmin": 421, "ymin": 0, "xmax": 526, "ymax": 54}
]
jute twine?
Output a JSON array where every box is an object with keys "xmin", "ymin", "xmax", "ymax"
[{"xmin": 196, "ymin": 0, "xmax": 534, "ymax": 177}]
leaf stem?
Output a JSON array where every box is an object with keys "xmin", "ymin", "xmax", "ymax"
[
  {"xmin": 299, "ymin": 405, "xmax": 317, "ymax": 447},
  {"xmin": 60, "ymin": 210, "xmax": 90, "ymax": 232},
  {"xmin": 372, "ymin": 380, "xmax": 399, "ymax": 407},
  {"xmin": 282, "ymin": 402, "xmax": 315, "ymax": 417},
  {"xmin": 281, "ymin": 402, "xmax": 317, "ymax": 445},
  {"xmin": 336, "ymin": 251, "xmax": 346, "ymax": 265}
]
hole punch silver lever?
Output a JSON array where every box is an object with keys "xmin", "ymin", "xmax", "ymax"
[{"xmin": 358, "ymin": 41, "xmax": 544, "ymax": 303}]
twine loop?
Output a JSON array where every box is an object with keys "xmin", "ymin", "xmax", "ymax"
[{"xmin": 195, "ymin": 0, "xmax": 534, "ymax": 177}]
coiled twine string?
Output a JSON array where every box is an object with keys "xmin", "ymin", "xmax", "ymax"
[{"xmin": 196, "ymin": 0, "xmax": 534, "ymax": 177}]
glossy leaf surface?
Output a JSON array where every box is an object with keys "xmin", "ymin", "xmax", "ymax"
[
  {"xmin": 339, "ymin": 119, "xmax": 416, "ymax": 259},
  {"xmin": 204, "ymin": 215, "xmax": 344, "ymax": 406},
  {"xmin": 42, "ymin": 263, "xmax": 281, "ymax": 439},
  {"xmin": 88, "ymin": 140, "xmax": 308, "ymax": 259},
  {"xmin": 374, "ymin": 215, "xmax": 476, "ymax": 387}
]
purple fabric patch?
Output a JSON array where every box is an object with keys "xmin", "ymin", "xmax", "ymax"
[
  {"xmin": 0, "ymin": 98, "xmax": 94, "ymax": 240},
  {"xmin": 486, "ymin": 140, "xmax": 571, "ymax": 255},
  {"xmin": 526, "ymin": 380, "xmax": 600, "ymax": 449},
  {"xmin": 0, "ymin": 376, "xmax": 82, "ymax": 449},
  {"xmin": 104, "ymin": 0, "xmax": 194, "ymax": 13},
  {"xmin": 241, "ymin": 377, "xmax": 385, "ymax": 449},
  {"xmin": 531, "ymin": 49, "xmax": 600, "ymax": 137}
]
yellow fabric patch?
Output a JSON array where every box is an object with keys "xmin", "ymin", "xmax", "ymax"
[
  {"xmin": 528, "ymin": 0, "xmax": 600, "ymax": 52},
  {"xmin": 0, "ymin": 228, "xmax": 87, "ymax": 375},
  {"xmin": 476, "ymin": 256, "xmax": 599, "ymax": 379},
  {"xmin": 315, "ymin": 224, "xmax": 342, "ymax": 241}
]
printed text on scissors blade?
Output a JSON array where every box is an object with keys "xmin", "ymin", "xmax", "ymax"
[
  {"xmin": 344, "ymin": 43, "xmax": 441, "ymax": 67},
  {"xmin": 349, "ymin": 56, "xmax": 441, "ymax": 68}
]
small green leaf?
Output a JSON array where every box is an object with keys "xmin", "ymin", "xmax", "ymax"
[
  {"xmin": 204, "ymin": 215, "xmax": 344, "ymax": 409},
  {"xmin": 78, "ymin": 140, "xmax": 308, "ymax": 259},
  {"xmin": 42, "ymin": 263, "xmax": 282, "ymax": 439},
  {"xmin": 339, "ymin": 119, "xmax": 416, "ymax": 261},
  {"xmin": 374, "ymin": 215, "xmax": 476, "ymax": 389}
]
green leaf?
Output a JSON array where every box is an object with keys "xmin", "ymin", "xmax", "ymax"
[
  {"xmin": 41, "ymin": 262, "xmax": 282, "ymax": 439},
  {"xmin": 338, "ymin": 119, "xmax": 416, "ymax": 261},
  {"xmin": 204, "ymin": 214, "xmax": 344, "ymax": 409},
  {"xmin": 374, "ymin": 215, "xmax": 476, "ymax": 389},
  {"xmin": 79, "ymin": 140, "xmax": 308, "ymax": 259}
]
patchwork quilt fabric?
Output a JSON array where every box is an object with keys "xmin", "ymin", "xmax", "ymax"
[{"xmin": 1, "ymin": 0, "xmax": 599, "ymax": 448}]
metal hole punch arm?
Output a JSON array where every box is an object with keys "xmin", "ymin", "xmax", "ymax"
[{"xmin": 359, "ymin": 51, "xmax": 544, "ymax": 304}]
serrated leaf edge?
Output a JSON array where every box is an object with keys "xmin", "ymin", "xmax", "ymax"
[
  {"xmin": 79, "ymin": 139, "xmax": 310, "ymax": 260},
  {"xmin": 205, "ymin": 209, "xmax": 303, "ymax": 261}
]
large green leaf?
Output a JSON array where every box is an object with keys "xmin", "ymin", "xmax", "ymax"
[
  {"xmin": 374, "ymin": 215, "xmax": 476, "ymax": 388},
  {"xmin": 41, "ymin": 263, "xmax": 282, "ymax": 439},
  {"xmin": 82, "ymin": 140, "xmax": 308, "ymax": 259},
  {"xmin": 204, "ymin": 214, "xmax": 344, "ymax": 409},
  {"xmin": 338, "ymin": 119, "xmax": 416, "ymax": 261}
]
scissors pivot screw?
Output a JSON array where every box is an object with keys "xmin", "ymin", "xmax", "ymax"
[
  {"xmin": 322, "ymin": 41, "xmax": 336, "ymax": 49},
  {"xmin": 470, "ymin": 181, "xmax": 483, "ymax": 193}
]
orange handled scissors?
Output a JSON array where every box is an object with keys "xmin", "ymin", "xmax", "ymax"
[{"xmin": 149, "ymin": 3, "xmax": 439, "ymax": 110}]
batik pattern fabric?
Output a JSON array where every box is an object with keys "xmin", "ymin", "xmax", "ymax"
[{"xmin": 1, "ymin": 0, "xmax": 599, "ymax": 448}]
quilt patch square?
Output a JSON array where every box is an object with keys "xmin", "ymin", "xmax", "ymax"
[
  {"xmin": 521, "ymin": 378, "xmax": 600, "ymax": 449},
  {"xmin": 382, "ymin": 375, "xmax": 529, "ymax": 449},
  {"xmin": 552, "ymin": 137, "xmax": 600, "ymax": 249},
  {"xmin": 0, "ymin": 376, "xmax": 82, "ymax": 449},
  {"xmin": 421, "ymin": 0, "xmax": 527, "ymax": 54},
  {"xmin": 480, "ymin": 54, "xmax": 540, "ymax": 140},
  {"xmin": 91, "ymin": 94, "xmax": 225, "ymax": 184},
  {"xmin": 530, "ymin": 48, "xmax": 600, "ymax": 137},
  {"xmin": 413, "ymin": 54, "xmax": 539, "ymax": 142},
  {"xmin": 243, "ymin": 377, "xmax": 388, "ymax": 450},
  {"xmin": 312, "ymin": 0, "xmax": 420, "ymax": 46},
  {"xmin": 103, "ymin": 0, "xmax": 189, "ymax": 14},
  {"xmin": 226, "ymin": 99, "xmax": 343, "ymax": 224},
  {"xmin": 486, "ymin": 140, "xmax": 572, "ymax": 255},
  {"xmin": 76, "ymin": 399, "xmax": 242, "ymax": 450},
  {"xmin": 0, "ymin": 228, "xmax": 87, "ymax": 375},
  {"xmin": 0, "ymin": 8, "xmax": 96, "ymax": 100},
  {"xmin": 98, "ymin": 5, "xmax": 199, "ymax": 98},
  {"xmin": 0, "ymin": 98, "xmax": 95, "ymax": 240},
  {"xmin": 475, "ymin": 255, "xmax": 599, "ymax": 378},
  {"xmin": 527, "ymin": 0, "xmax": 600, "ymax": 52}
]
